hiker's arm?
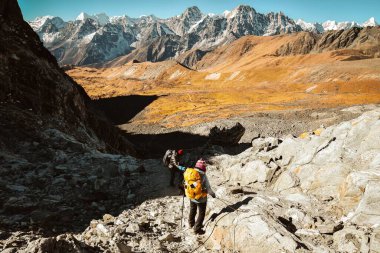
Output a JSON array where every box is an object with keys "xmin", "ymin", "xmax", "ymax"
[
  {"xmin": 171, "ymin": 154, "xmax": 180, "ymax": 168},
  {"xmin": 177, "ymin": 165, "xmax": 186, "ymax": 172}
]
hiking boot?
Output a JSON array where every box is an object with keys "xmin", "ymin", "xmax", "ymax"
[{"xmin": 194, "ymin": 229, "xmax": 205, "ymax": 235}]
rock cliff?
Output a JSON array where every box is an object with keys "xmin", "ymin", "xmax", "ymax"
[{"xmin": 0, "ymin": 0, "xmax": 138, "ymax": 235}]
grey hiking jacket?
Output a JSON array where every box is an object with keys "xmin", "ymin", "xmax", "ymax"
[{"xmin": 168, "ymin": 151, "xmax": 179, "ymax": 169}]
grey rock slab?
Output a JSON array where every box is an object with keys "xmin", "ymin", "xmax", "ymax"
[
  {"xmin": 333, "ymin": 227, "xmax": 370, "ymax": 253},
  {"xmin": 350, "ymin": 182, "xmax": 380, "ymax": 226},
  {"xmin": 370, "ymin": 228, "xmax": 380, "ymax": 253}
]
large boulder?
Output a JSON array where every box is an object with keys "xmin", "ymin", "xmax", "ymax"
[{"xmin": 209, "ymin": 123, "xmax": 245, "ymax": 146}]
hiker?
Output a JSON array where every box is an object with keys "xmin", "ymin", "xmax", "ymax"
[
  {"xmin": 163, "ymin": 149, "xmax": 184, "ymax": 187},
  {"xmin": 178, "ymin": 158, "xmax": 216, "ymax": 235}
]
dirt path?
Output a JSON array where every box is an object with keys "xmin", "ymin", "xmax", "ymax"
[{"xmin": 134, "ymin": 159, "xmax": 183, "ymax": 202}]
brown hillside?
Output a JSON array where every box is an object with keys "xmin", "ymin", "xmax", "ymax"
[{"xmin": 67, "ymin": 28, "xmax": 380, "ymax": 128}]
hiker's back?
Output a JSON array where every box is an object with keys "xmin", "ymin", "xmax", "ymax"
[{"xmin": 183, "ymin": 168, "xmax": 207, "ymax": 200}]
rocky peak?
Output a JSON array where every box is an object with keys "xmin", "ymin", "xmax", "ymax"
[
  {"xmin": 296, "ymin": 19, "xmax": 324, "ymax": 33},
  {"xmin": 235, "ymin": 4, "xmax": 257, "ymax": 14},
  {"xmin": 76, "ymin": 12, "xmax": 110, "ymax": 25},
  {"xmin": 31, "ymin": 16, "xmax": 66, "ymax": 34},
  {"xmin": 227, "ymin": 4, "xmax": 257, "ymax": 20},
  {"xmin": 181, "ymin": 6, "xmax": 202, "ymax": 21},
  {"xmin": 76, "ymin": 12, "xmax": 91, "ymax": 21},
  {"xmin": 110, "ymin": 15, "xmax": 136, "ymax": 26},
  {"xmin": 138, "ymin": 14, "xmax": 158, "ymax": 24},
  {"xmin": 143, "ymin": 21, "xmax": 174, "ymax": 40}
]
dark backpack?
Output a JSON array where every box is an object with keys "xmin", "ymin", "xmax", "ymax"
[{"xmin": 163, "ymin": 149, "xmax": 175, "ymax": 166}]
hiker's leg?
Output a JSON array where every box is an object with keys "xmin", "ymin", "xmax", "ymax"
[
  {"xmin": 169, "ymin": 168, "xmax": 175, "ymax": 186},
  {"xmin": 189, "ymin": 201, "xmax": 197, "ymax": 228},
  {"xmin": 178, "ymin": 171, "xmax": 184, "ymax": 186},
  {"xmin": 194, "ymin": 202, "xmax": 207, "ymax": 232}
]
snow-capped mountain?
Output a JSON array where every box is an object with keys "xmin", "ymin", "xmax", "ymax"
[
  {"xmin": 28, "ymin": 5, "xmax": 378, "ymax": 66},
  {"xmin": 29, "ymin": 16, "xmax": 66, "ymax": 32},
  {"xmin": 76, "ymin": 12, "xmax": 110, "ymax": 26},
  {"xmin": 296, "ymin": 19, "xmax": 324, "ymax": 33},
  {"xmin": 165, "ymin": 6, "xmax": 203, "ymax": 36},
  {"xmin": 322, "ymin": 20, "xmax": 360, "ymax": 31},
  {"xmin": 362, "ymin": 17, "xmax": 378, "ymax": 27}
]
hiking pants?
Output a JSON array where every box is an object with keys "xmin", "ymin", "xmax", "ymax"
[
  {"xmin": 169, "ymin": 168, "xmax": 184, "ymax": 188},
  {"xmin": 189, "ymin": 201, "xmax": 207, "ymax": 232}
]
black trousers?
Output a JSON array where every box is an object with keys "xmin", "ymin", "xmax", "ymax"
[
  {"xmin": 189, "ymin": 200, "xmax": 207, "ymax": 232},
  {"xmin": 169, "ymin": 168, "xmax": 184, "ymax": 188}
]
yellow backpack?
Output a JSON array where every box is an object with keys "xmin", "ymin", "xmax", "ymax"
[{"xmin": 183, "ymin": 168, "xmax": 207, "ymax": 200}]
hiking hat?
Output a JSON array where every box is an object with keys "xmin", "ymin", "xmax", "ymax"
[
  {"xmin": 177, "ymin": 149, "xmax": 184, "ymax": 155},
  {"xmin": 195, "ymin": 159, "xmax": 206, "ymax": 171}
]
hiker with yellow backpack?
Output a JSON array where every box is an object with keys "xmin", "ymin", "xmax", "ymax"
[{"xmin": 178, "ymin": 158, "xmax": 216, "ymax": 235}]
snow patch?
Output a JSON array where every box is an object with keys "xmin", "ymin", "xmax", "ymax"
[
  {"xmin": 305, "ymin": 85, "xmax": 318, "ymax": 93},
  {"xmin": 205, "ymin": 73, "xmax": 221, "ymax": 80},
  {"xmin": 223, "ymin": 10, "xmax": 231, "ymax": 18},
  {"xmin": 29, "ymin": 16, "xmax": 55, "ymax": 30},
  {"xmin": 188, "ymin": 17, "xmax": 206, "ymax": 33},
  {"xmin": 81, "ymin": 32, "xmax": 96, "ymax": 44},
  {"xmin": 42, "ymin": 32, "xmax": 60, "ymax": 44},
  {"xmin": 228, "ymin": 71, "xmax": 240, "ymax": 80},
  {"xmin": 169, "ymin": 70, "xmax": 183, "ymax": 80},
  {"xmin": 123, "ymin": 67, "xmax": 137, "ymax": 77}
]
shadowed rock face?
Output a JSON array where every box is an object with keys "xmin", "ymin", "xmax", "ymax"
[
  {"xmin": 0, "ymin": 0, "xmax": 135, "ymax": 155},
  {"xmin": 209, "ymin": 123, "xmax": 245, "ymax": 146},
  {"xmin": 0, "ymin": 0, "xmax": 139, "ymax": 235}
]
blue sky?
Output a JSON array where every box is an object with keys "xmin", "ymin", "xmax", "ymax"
[{"xmin": 18, "ymin": 0, "xmax": 380, "ymax": 23}]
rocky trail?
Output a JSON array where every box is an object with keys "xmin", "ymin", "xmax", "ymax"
[
  {"xmin": 80, "ymin": 107, "xmax": 380, "ymax": 253},
  {"xmin": 2, "ymin": 106, "xmax": 380, "ymax": 252}
]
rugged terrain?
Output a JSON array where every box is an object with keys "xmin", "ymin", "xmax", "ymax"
[
  {"xmin": 3, "ymin": 106, "xmax": 380, "ymax": 252},
  {"xmin": 1, "ymin": 1, "xmax": 380, "ymax": 252}
]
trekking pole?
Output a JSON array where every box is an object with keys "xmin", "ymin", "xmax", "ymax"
[{"xmin": 180, "ymin": 194, "xmax": 185, "ymax": 228}]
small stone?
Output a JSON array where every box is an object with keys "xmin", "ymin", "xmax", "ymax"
[
  {"xmin": 295, "ymin": 229, "xmax": 320, "ymax": 236},
  {"xmin": 317, "ymin": 223, "xmax": 343, "ymax": 234},
  {"xmin": 125, "ymin": 223, "xmax": 140, "ymax": 233},
  {"xmin": 116, "ymin": 242, "xmax": 132, "ymax": 253},
  {"xmin": 115, "ymin": 219, "xmax": 124, "ymax": 225},
  {"xmin": 103, "ymin": 214, "xmax": 115, "ymax": 224},
  {"xmin": 158, "ymin": 233, "xmax": 175, "ymax": 242},
  {"xmin": 96, "ymin": 223, "xmax": 110, "ymax": 237}
]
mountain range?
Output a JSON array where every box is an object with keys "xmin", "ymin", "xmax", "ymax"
[{"xmin": 28, "ymin": 5, "xmax": 378, "ymax": 67}]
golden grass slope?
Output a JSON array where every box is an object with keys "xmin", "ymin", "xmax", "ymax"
[{"xmin": 67, "ymin": 31, "xmax": 380, "ymax": 128}]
